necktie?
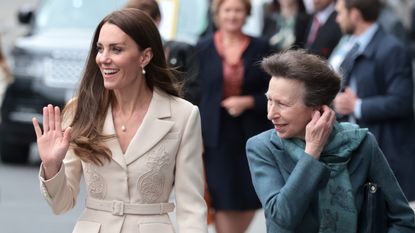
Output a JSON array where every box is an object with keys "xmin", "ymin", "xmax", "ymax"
[
  {"xmin": 340, "ymin": 42, "xmax": 360, "ymax": 88},
  {"xmin": 306, "ymin": 16, "xmax": 321, "ymax": 47}
]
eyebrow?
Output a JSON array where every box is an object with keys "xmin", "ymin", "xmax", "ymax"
[{"xmin": 96, "ymin": 42, "xmax": 127, "ymax": 46}]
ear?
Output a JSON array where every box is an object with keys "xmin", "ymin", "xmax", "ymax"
[
  {"xmin": 140, "ymin": 47, "xmax": 153, "ymax": 68},
  {"xmin": 349, "ymin": 8, "xmax": 361, "ymax": 22},
  {"xmin": 312, "ymin": 105, "xmax": 324, "ymax": 114}
]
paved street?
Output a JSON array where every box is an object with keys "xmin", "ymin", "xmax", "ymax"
[
  {"xmin": 0, "ymin": 158, "xmax": 266, "ymax": 233},
  {"xmin": 0, "ymin": 160, "xmax": 85, "ymax": 233},
  {"xmin": 0, "ymin": 1, "xmax": 413, "ymax": 233}
]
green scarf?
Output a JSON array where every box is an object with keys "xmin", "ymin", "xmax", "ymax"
[{"xmin": 283, "ymin": 122, "xmax": 367, "ymax": 233}]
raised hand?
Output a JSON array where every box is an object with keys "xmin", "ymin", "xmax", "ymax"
[
  {"xmin": 304, "ymin": 105, "xmax": 335, "ymax": 159},
  {"xmin": 32, "ymin": 104, "xmax": 71, "ymax": 179}
]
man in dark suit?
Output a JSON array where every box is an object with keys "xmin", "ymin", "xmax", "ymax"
[
  {"xmin": 334, "ymin": 0, "xmax": 415, "ymax": 201},
  {"xmin": 298, "ymin": 0, "xmax": 342, "ymax": 58}
]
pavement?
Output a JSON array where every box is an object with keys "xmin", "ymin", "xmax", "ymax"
[
  {"xmin": 0, "ymin": 156, "xmax": 266, "ymax": 233},
  {"xmin": 2, "ymin": 155, "xmax": 415, "ymax": 233}
]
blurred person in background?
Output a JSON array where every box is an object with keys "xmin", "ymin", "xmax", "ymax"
[
  {"xmin": 126, "ymin": 0, "xmax": 162, "ymax": 26},
  {"xmin": 32, "ymin": 9, "xmax": 207, "ymax": 233},
  {"xmin": 377, "ymin": 1, "xmax": 409, "ymax": 44},
  {"xmin": 0, "ymin": 39, "xmax": 13, "ymax": 111},
  {"xmin": 333, "ymin": 0, "xmax": 415, "ymax": 201},
  {"xmin": 246, "ymin": 49, "xmax": 415, "ymax": 233},
  {"xmin": 412, "ymin": 3, "xmax": 415, "ymax": 62},
  {"xmin": 262, "ymin": 0, "xmax": 311, "ymax": 51},
  {"xmin": 299, "ymin": 0, "xmax": 342, "ymax": 58},
  {"xmin": 329, "ymin": 0, "xmax": 409, "ymax": 86},
  {"xmin": 195, "ymin": 0, "xmax": 272, "ymax": 232},
  {"xmin": 126, "ymin": 0, "xmax": 200, "ymax": 104}
]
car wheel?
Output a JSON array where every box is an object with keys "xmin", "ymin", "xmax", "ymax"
[{"xmin": 0, "ymin": 141, "xmax": 30, "ymax": 164}]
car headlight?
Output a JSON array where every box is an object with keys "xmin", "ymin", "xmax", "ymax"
[{"xmin": 10, "ymin": 48, "xmax": 47, "ymax": 79}]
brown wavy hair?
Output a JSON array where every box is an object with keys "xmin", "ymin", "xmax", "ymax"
[{"xmin": 63, "ymin": 8, "xmax": 180, "ymax": 165}]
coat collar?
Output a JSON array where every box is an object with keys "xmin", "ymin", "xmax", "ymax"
[
  {"xmin": 102, "ymin": 88, "xmax": 174, "ymax": 168},
  {"xmin": 356, "ymin": 27, "xmax": 382, "ymax": 61}
]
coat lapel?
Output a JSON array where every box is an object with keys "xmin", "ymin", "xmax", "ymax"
[
  {"xmin": 347, "ymin": 28, "xmax": 381, "ymax": 80},
  {"xmin": 124, "ymin": 89, "xmax": 174, "ymax": 165},
  {"xmin": 269, "ymin": 131, "xmax": 296, "ymax": 174},
  {"xmin": 102, "ymin": 106, "xmax": 127, "ymax": 169}
]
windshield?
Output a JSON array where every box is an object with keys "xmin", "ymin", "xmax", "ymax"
[{"xmin": 35, "ymin": 0, "xmax": 128, "ymax": 31}]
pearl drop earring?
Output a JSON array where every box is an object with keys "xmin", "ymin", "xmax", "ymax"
[{"xmin": 142, "ymin": 67, "xmax": 146, "ymax": 75}]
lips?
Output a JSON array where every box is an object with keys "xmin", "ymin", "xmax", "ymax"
[
  {"xmin": 101, "ymin": 68, "xmax": 119, "ymax": 79},
  {"xmin": 274, "ymin": 124, "xmax": 287, "ymax": 132},
  {"xmin": 103, "ymin": 69, "xmax": 118, "ymax": 75}
]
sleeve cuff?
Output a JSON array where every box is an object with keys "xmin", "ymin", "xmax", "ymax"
[
  {"xmin": 39, "ymin": 163, "xmax": 65, "ymax": 199},
  {"xmin": 354, "ymin": 98, "xmax": 362, "ymax": 119}
]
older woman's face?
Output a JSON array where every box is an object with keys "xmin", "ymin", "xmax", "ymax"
[
  {"xmin": 217, "ymin": 0, "xmax": 247, "ymax": 33},
  {"xmin": 266, "ymin": 77, "xmax": 314, "ymax": 139}
]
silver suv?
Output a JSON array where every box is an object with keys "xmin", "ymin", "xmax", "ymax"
[{"xmin": 0, "ymin": 0, "xmax": 127, "ymax": 163}]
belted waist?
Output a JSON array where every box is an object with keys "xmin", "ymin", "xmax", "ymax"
[{"xmin": 86, "ymin": 197, "xmax": 175, "ymax": 216}]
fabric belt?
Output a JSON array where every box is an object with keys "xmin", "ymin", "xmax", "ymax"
[{"xmin": 86, "ymin": 197, "xmax": 175, "ymax": 216}]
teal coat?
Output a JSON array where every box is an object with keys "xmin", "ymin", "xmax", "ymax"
[{"xmin": 246, "ymin": 124, "xmax": 415, "ymax": 233}]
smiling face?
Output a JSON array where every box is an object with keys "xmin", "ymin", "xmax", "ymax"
[
  {"xmin": 216, "ymin": 0, "xmax": 247, "ymax": 33},
  {"xmin": 95, "ymin": 22, "xmax": 145, "ymax": 91},
  {"xmin": 266, "ymin": 77, "xmax": 315, "ymax": 139}
]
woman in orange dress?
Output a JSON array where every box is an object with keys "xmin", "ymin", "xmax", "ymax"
[{"xmin": 195, "ymin": 0, "xmax": 271, "ymax": 232}]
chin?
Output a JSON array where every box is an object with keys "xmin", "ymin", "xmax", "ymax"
[
  {"xmin": 103, "ymin": 83, "xmax": 117, "ymax": 90},
  {"xmin": 276, "ymin": 131, "xmax": 288, "ymax": 139}
]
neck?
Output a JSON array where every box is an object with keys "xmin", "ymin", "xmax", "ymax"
[
  {"xmin": 281, "ymin": 4, "xmax": 298, "ymax": 18},
  {"xmin": 353, "ymin": 21, "xmax": 373, "ymax": 36},
  {"xmin": 220, "ymin": 29, "xmax": 245, "ymax": 45},
  {"xmin": 113, "ymin": 82, "xmax": 152, "ymax": 115}
]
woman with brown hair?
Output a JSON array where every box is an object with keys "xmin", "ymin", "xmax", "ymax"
[
  {"xmin": 32, "ymin": 8, "xmax": 207, "ymax": 233},
  {"xmin": 246, "ymin": 49, "xmax": 415, "ymax": 233},
  {"xmin": 196, "ymin": 0, "xmax": 271, "ymax": 232}
]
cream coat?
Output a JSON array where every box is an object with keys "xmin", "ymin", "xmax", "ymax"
[{"xmin": 39, "ymin": 89, "xmax": 208, "ymax": 233}]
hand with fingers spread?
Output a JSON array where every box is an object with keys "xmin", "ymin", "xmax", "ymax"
[
  {"xmin": 304, "ymin": 105, "xmax": 336, "ymax": 159},
  {"xmin": 32, "ymin": 104, "xmax": 71, "ymax": 179}
]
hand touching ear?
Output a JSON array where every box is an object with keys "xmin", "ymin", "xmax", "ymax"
[
  {"xmin": 304, "ymin": 105, "xmax": 336, "ymax": 159},
  {"xmin": 32, "ymin": 104, "xmax": 71, "ymax": 179}
]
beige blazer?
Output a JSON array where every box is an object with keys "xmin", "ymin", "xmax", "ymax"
[{"xmin": 39, "ymin": 89, "xmax": 208, "ymax": 233}]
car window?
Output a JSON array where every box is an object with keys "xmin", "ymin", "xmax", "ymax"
[{"xmin": 35, "ymin": 0, "xmax": 127, "ymax": 31}]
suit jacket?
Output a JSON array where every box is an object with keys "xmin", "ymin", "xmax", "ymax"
[
  {"xmin": 342, "ymin": 28, "xmax": 415, "ymax": 201},
  {"xmin": 246, "ymin": 129, "xmax": 415, "ymax": 233},
  {"xmin": 39, "ymin": 89, "xmax": 208, "ymax": 233},
  {"xmin": 298, "ymin": 11, "xmax": 342, "ymax": 58},
  {"xmin": 195, "ymin": 35, "xmax": 272, "ymax": 148}
]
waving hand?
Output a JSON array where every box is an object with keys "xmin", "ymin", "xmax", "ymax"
[{"xmin": 32, "ymin": 104, "xmax": 71, "ymax": 179}]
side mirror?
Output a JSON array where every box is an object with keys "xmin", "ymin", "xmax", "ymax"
[{"xmin": 17, "ymin": 5, "xmax": 34, "ymax": 25}]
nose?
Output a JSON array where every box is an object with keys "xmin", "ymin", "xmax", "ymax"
[
  {"xmin": 97, "ymin": 50, "xmax": 111, "ymax": 64},
  {"xmin": 267, "ymin": 104, "xmax": 280, "ymax": 121}
]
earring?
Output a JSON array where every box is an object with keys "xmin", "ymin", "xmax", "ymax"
[{"xmin": 142, "ymin": 67, "xmax": 146, "ymax": 75}]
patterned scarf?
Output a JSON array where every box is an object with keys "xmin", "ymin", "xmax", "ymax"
[{"xmin": 283, "ymin": 122, "xmax": 367, "ymax": 233}]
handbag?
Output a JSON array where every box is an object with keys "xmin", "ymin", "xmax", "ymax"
[{"xmin": 357, "ymin": 182, "xmax": 388, "ymax": 233}]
